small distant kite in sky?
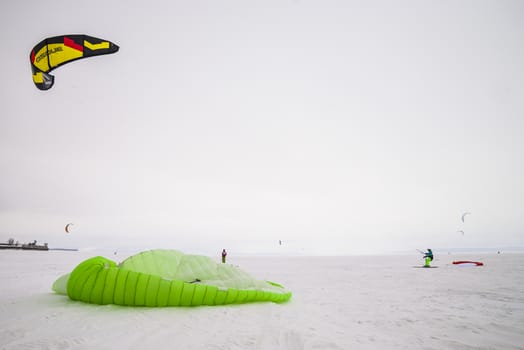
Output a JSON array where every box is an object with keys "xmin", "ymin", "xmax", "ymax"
[
  {"xmin": 461, "ymin": 212, "xmax": 471, "ymax": 222},
  {"xmin": 30, "ymin": 34, "xmax": 119, "ymax": 90},
  {"xmin": 65, "ymin": 223, "xmax": 74, "ymax": 233}
]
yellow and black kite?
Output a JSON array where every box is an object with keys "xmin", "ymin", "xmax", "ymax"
[{"xmin": 30, "ymin": 34, "xmax": 119, "ymax": 90}]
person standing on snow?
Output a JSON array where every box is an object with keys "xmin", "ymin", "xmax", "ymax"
[{"xmin": 423, "ymin": 249, "xmax": 433, "ymax": 267}]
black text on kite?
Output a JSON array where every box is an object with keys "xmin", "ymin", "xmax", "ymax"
[{"xmin": 30, "ymin": 34, "xmax": 119, "ymax": 90}]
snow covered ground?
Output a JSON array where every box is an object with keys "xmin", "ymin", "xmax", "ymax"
[{"xmin": 1, "ymin": 250, "xmax": 523, "ymax": 349}]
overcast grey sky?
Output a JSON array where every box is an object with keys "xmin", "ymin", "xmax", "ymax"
[{"xmin": 1, "ymin": 0, "xmax": 523, "ymax": 255}]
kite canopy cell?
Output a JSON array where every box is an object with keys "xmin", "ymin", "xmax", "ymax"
[
  {"xmin": 52, "ymin": 249, "xmax": 291, "ymax": 306},
  {"xmin": 30, "ymin": 34, "xmax": 119, "ymax": 90}
]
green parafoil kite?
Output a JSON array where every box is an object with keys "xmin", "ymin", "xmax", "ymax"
[
  {"xmin": 52, "ymin": 249, "xmax": 291, "ymax": 306},
  {"xmin": 30, "ymin": 34, "xmax": 119, "ymax": 90}
]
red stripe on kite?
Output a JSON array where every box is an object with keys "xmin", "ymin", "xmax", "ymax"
[
  {"xmin": 64, "ymin": 37, "xmax": 84, "ymax": 52},
  {"xmin": 31, "ymin": 50, "xmax": 35, "ymax": 63}
]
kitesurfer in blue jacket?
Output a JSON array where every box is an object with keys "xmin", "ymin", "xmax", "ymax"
[{"xmin": 423, "ymin": 249, "xmax": 433, "ymax": 267}]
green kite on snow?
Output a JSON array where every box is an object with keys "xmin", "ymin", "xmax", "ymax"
[{"xmin": 52, "ymin": 249, "xmax": 291, "ymax": 306}]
